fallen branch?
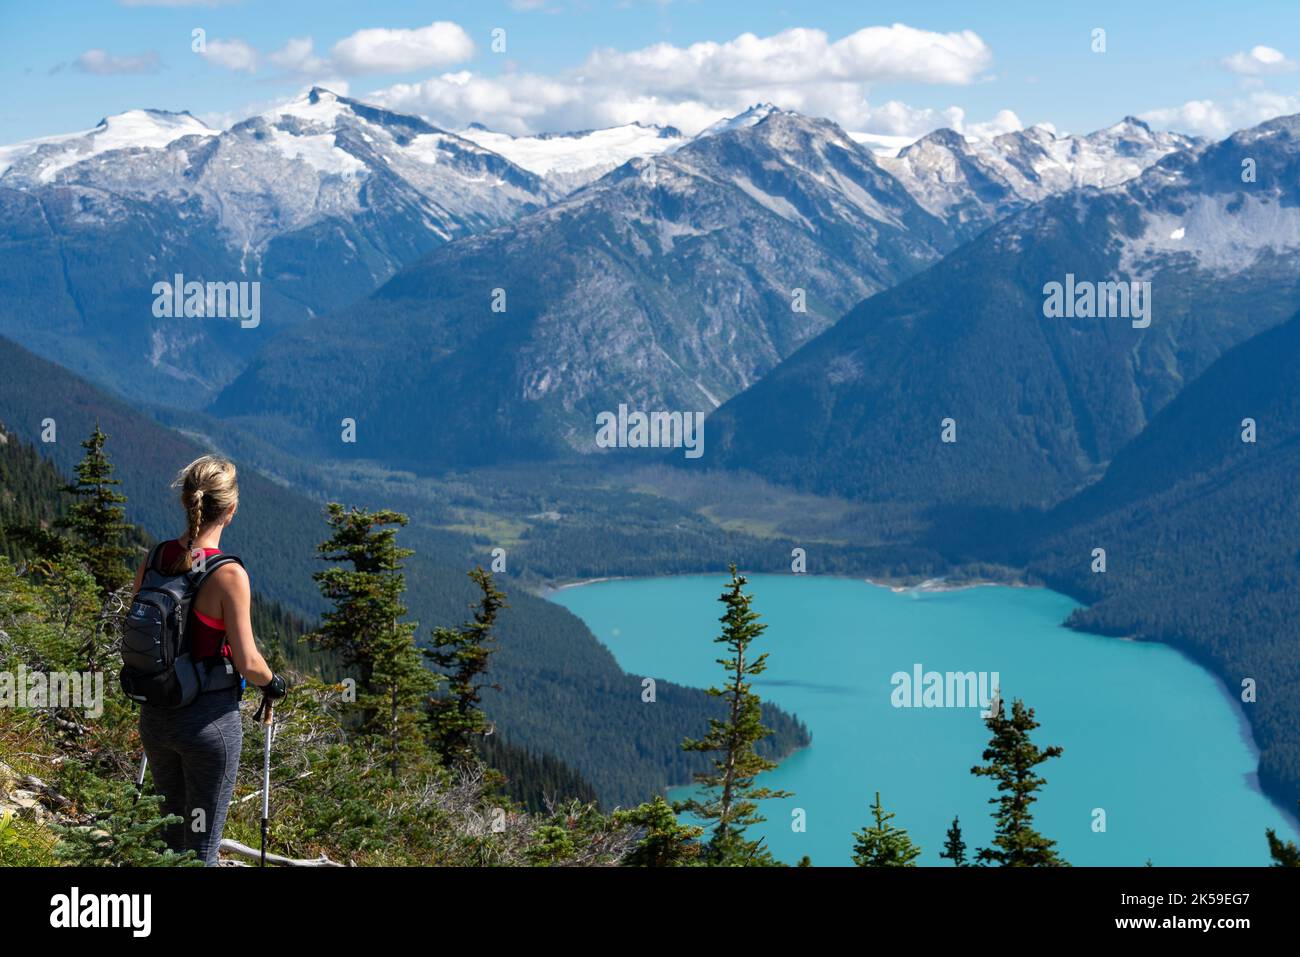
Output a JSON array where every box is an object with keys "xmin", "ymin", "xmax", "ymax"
[{"xmin": 218, "ymin": 838, "xmax": 344, "ymax": 867}]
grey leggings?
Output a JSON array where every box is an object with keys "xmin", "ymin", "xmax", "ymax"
[{"xmin": 140, "ymin": 687, "xmax": 243, "ymax": 866}]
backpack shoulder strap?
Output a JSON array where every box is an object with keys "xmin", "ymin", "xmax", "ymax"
[
  {"xmin": 180, "ymin": 556, "xmax": 245, "ymax": 663},
  {"xmin": 187, "ymin": 554, "xmax": 244, "ymax": 590},
  {"xmin": 143, "ymin": 541, "xmax": 167, "ymax": 577}
]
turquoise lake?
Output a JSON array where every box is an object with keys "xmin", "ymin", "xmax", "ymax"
[{"xmin": 550, "ymin": 574, "xmax": 1299, "ymax": 866}]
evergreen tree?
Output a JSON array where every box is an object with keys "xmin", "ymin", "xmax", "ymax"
[
  {"xmin": 971, "ymin": 696, "xmax": 1066, "ymax": 866},
  {"xmin": 615, "ymin": 796, "xmax": 703, "ymax": 867},
  {"xmin": 940, "ymin": 814, "xmax": 967, "ymax": 867},
  {"xmin": 49, "ymin": 770, "xmax": 197, "ymax": 867},
  {"xmin": 58, "ymin": 425, "xmax": 132, "ymax": 595},
  {"xmin": 676, "ymin": 565, "xmax": 790, "ymax": 865},
  {"xmin": 304, "ymin": 504, "xmax": 434, "ymax": 775},
  {"xmin": 851, "ymin": 791, "xmax": 921, "ymax": 866},
  {"xmin": 1266, "ymin": 803, "xmax": 1300, "ymax": 866},
  {"xmin": 425, "ymin": 568, "xmax": 506, "ymax": 768}
]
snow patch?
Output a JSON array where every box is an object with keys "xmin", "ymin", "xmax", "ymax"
[
  {"xmin": 266, "ymin": 127, "xmax": 365, "ymax": 177},
  {"xmin": 460, "ymin": 122, "xmax": 687, "ymax": 189},
  {"xmin": 1119, "ymin": 194, "xmax": 1300, "ymax": 274},
  {"xmin": 0, "ymin": 109, "xmax": 213, "ymax": 180}
]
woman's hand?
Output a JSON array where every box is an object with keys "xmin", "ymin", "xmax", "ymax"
[{"xmin": 258, "ymin": 673, "xmax": 288, "ymax": 700}]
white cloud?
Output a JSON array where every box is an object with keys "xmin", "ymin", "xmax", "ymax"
[
  {"xmin": 580, "ymin": 24, "xmax": 991, "ymax": 93},
  {"xmin": 330, "ymin": 22, "xmax": 475, "ymax": 75},
  {"xmin": 841, "ymin": 100, "xmax": 962, "ymax": 136},
  {"xmin": 268, "ymin": 37, "xmax": 327, "ymax": 74},
  {"xmin": 73, "ymin": 49, "xmax": 161, "ymax": 75},
  {"xmin": 965, "ymin": 108, "xmax": 1024, "ymax": 141},
  {"xmin": 1222, "ymin": 45, "xmax": 1296, "ymax": 76},
  {"xmin": 1141, "ymin": 91, "xmax": 1300, "ymax": 138},
  {"xmin": 839, "ymin": 102, "xmax": 1022, "ymax": 141},
  {"xmin": 367, "ymin": 23, "xmax": 996, "ymax": 136},
  {"xmin": 198, "ymin": 22, "xmax": 475, "ymax": 79},
  {"xmin": 200, "ymin": 38, "xmax": 259, "ymax": 74}
]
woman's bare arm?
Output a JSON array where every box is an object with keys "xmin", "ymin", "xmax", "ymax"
[{"xmin": 212, "ymin": 563, "xmax": 274, "ymax": 687}]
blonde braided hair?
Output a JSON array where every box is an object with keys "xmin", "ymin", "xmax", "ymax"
[{"xmin": 170, "ymin": 455, "xmax": 239, "ymax": 572}]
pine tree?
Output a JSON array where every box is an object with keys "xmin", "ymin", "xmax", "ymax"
[
  {"xmin": 49, "ymin": 771, "xmax": 198, "ymax": 867},
  {"xmin": 304, "ymin": 504, "xmax": 434, "ymax": 775},
  {"xmin": 425, "ymin": 567, "xmax": 506, "ymax": 768},
  {"xmin": 971, "ymin": 696, "xmax": 1066, "ymax": 866},
  {"xmin": 1266, "ymin": 803, "xmax": 1300, "ymax": 866},
  {"xmin": 940, "ymin": 814, "xmax": 967, "ymax": 866},
  {"xmin": 58, "ymin": 425, "xmax": 132, "ymax": 596},
  {"xmin": 615, "ymin": 796, "xmax": 704, "ymax": 867},
  {"xmin": 676, "ymin": 565, "xmax": 790, "ymax": 865},
  {"xmin": 852, "ymin": 791, "xmax": 921, "ymax": 866}
]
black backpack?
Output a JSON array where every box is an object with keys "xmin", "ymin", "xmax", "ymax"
[{"xmin": 119, "ymin": 543, "xmax": 244, "ymax": 708}]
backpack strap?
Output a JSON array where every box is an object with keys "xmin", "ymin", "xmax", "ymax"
[
  {"xmin": 187, "ymin": 553, "xmax": 244, "ymax": 587},
  {"xmin": 182, "ymin": 553, "xmax": 244, "ymax": 634},
  {"xmin": 144, "ymin": 541, "xmax": 167, "ymax": 575},
  {"xmin": 179, "ymin": 554, "xmax": 244, "ymax": 652},
  {"xmin": 184, "ymin": 555, "xmax": 246, "ymax": 693}
]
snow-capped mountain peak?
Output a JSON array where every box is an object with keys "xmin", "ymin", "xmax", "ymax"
[
  {"xmin": 697, "ymin": 103, "xmax": 784, "ymax": 139},
  {"xmin": 0, "ymin": 90, "xmax": 554, "ymax": 319},
  {"xmin": 459, "ymin": 120, "xmax": 688, "ymax": 194},
  {"xmin": 262, "ymin": 86, "xmax": 355, "ymax": 126},
  {"xmin": 874, "ymin": 116, "xmax": 1198, "ymax": 236},
  {"xmin": 458, "ymin": 103, "xmax": 800, "ymax": 196},
  {"xmin": 0, "ymin": 108, "xmax": 213, "ymax": 182},
  {"xmin": 977, "ymin": 120, "xmax": 1197, "ymax": 197}
]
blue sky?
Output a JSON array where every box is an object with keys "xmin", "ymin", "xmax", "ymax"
[{"xmin": 2, "ymin": 0, "xmax": 1299, "ymax": 143}]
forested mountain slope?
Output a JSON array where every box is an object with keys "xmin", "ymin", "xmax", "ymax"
[
  {"xmin": 0, "ymin": 335, "xmax": 809, "ymax": 805},
  {"xmin": 1025, "ymin": 310, "xmax": 1300, "ymax": 804}
]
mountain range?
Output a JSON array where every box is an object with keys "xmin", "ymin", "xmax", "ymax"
[
  {"xmin": 1, "ymin": 90, "xmax": 1189, "ymax": 443},
  {"xmin": 210, "ymin": 108, "xmax": 962, "ymax": 465},
  {"xmin": 200, "ymin": 102, "xmax": 1191, "ymax": 467},
  {"xmin": 877, "ymin": 117, "xmax": 1196, "ymax": 240},
  {"xmin": 707, "ymin": 113, "xmax": 1300, "ymax": 509},
  {"xmin": 0, "ymin": 88, "xmax": 552, "ymax": 408}
]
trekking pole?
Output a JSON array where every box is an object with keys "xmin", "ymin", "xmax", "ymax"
[
  {"xmin": 132, "ymin": 754, "xmax": 148, "ymax": 805},
  {"xmin": 260, "ymin": 697, "xmax": 274, "ymax": 867}
]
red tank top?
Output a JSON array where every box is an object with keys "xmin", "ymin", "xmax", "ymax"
[{"xmin": 157, "ymin": 540, "xmax": 231, "ymax": 662}]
